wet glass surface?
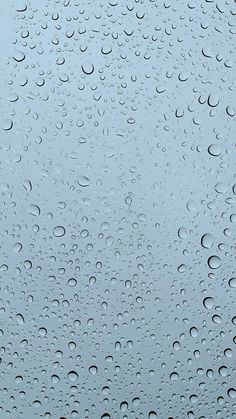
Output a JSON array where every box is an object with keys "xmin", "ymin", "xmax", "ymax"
[{"xmin": 0, "ymin": 1, "xmax": 236, "ymax": 418}]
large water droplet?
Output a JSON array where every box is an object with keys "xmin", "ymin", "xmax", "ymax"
[
  {"xmin": 208, "ymin": 256, "xmax": 221, "ymax": 269},
  {"xmin": 53, "ymin": 226, "xmax": 66, "ymax": 237}
]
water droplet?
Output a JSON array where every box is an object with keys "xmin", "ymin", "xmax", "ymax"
[
  {"xmin": 201, "ymin": 233, "xmax": 214, "ymax": 249},
  {"xmin": 67, "ymin": 278, "xmax": 77, "ymax": 287},
  {"xmin": 208, "ymin": 256, "xmax": 221, "ymax": 269},
  {"xmin": 53, "ymin": 226, "xmax": 66, "ymax": 237},
  {"xmin": 81, "ymin": 61, "xmax": 94, "ymax": 75},
  {"xmin": 2, "ymin": 119, "xmax": 13, "ymax": 131},
  {"xmin": 226, "ymin": 106, "xmax": 235, "ymax": 117},
  {"xmin": 148, "ymin": 412, "xmax": 157, "ymax": 419},
  {"xmin": 51, "ymin": 375, "xmax": 60, "ymax": 384},
  {"xmin": 28, "ymin": 204, "xmax": 40, "ymax": 217},
  {"xmin": 227, "ymin": 388, "xmax": 236, "ymax": 399},
  {"xmin": 78, "ymin": 175, "xmax": 90, "ymax": 187},
  {"xmin": 38, "ymin": 327, "xmax": 47, "ymax": 337},
  {"xmin": 68, "ymin": 371, "xmax": 78, "ymax": 382},
  {"xmin": 203, "ymin": 297, "xmax": 214, "ymax": 310},
  {"xmin": 229, "ymin": 277, "xmax": 236, "ymax": 288},
  {"xmin": 89, "ymin": 365, "xmax": 98, "ymax": 375},
  {"xmin": 15, "ymin": 314, "xmax": 25, "ymax": 325},
  {"xmin": 190, "ymin": 327, "xmax": 198, "ymax": 337},
  {"xmin": 13, "ymin": 51, "xmax": 25, "ymax": 62},
  {"xmin": 208, "ymin": 144, "xmax": 221, "ymax": 157},
  {"xmin": 178, "ymin": 227, "xmax": 188, "ymax": 239},
  {"xmin": 207, "ymin": 94, "xmax": 219, "ymax": 107}
]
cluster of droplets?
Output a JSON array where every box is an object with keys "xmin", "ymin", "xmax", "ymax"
[{"xmin": 0, "ymin": 0, "xmax": 235, "ymax": 418}]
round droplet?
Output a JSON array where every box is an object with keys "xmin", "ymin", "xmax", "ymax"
[
  {"xmin": 208, "ymin": 144, "xmax": 221, "ymax": 157},
  {"xmin": 81, "ymin": 61, "xmax": 94, "ymax": 75},
  {"xmin": 202, "ymin": 47, "xmax": 213, "ymax": 58},
  {"xmin": 2, "ymin": 119, "xmax": 13, "ymax": 131},
  {"xmin": 13, "ymin": 51, "xmax": 25, "ymax": 62},
  {"xmin": 132, "ymin": 397, "xmax": 140, "ymax": 407},
  {"xmin": 178, "ymin": 227, "xmax": 187, "ymax": 239},
  {"xmin": 89, "ymin": 365, "xmax": 98, "ymax": 375},
  {"xmin": 78, "ymin": 175, "xmax": 90, "ymax": 187},
  {"xmin": 173, "ymin": 341, "xmax": 181, "ymax": 350},
  {"xmin": 59, "ymin": 73, "xmax": 69, "ymax": 82},
  {"xmin": 67, "ymin": 278, "xmax": 77, "ymax": 287},
  {"xmin": 208, "ymin": 256, "xmax": 221, "ymax": 269},
  {"xmin": 226, "ymin": 106, "xmax": 235, "ymax": 117},
  {"xmin": 33, "ymin": 400, "xmax": 41, "ymax": 407},
  {"xmin": 178, "ymin": 72, "xmax": 188, "ymax": 81},
  {"xmin": 201, "ymin": 233, "xmax": 213, "ymax": 249},
  {"xmin": 68, "ymin": 341, "xmax": 76, "ymax": 350},
  {"xmin": 68, "ymin": 371, "xmax": 78, "ymax": 382},
  {"xmin": 224, "ymin": 348, "xmax": 232, "ymax": 358},
  {"xmin": 80, "ymin": 229, "xmax": 88, "ymax": 238},
  {"xmin": 120, "ymin": 401, "xmax": 128, "ymax": 412},
  {"xmin": 51, "ymin": 374, "xmax": 60, "ymax": 384},
  {"xmin": 14, "ymin": 242, "xmax": 23, "ymax": 253},
  {"xmin": 228, "ymin": 388, "xmax": 236, "ymax": 399},
  {"xmin": 148, "ymin": 412, "xmax": 157, "ymax": 419},
  {"xmin": 218, "ymin": 366, "xmax": 228, "ymax": 377},
  {"xmin": 38, "ymin": 327, "xmax": 47, "ymax": 337},
  {"xmin": 175, "ymin": 108, "xmax": 184, "ymax": 118},
  {"xmin": 203, "ymin": 297, "xmax": 214, "ymax": 310},
  {"xmin": 101, "ymin": 45, "xmax": 112, "ymax": 55},
  {"xmin": 228, "ymin": 277, "xmax": 236, "ymax": 288},
  {"xmin": 16, "ymin": 3, "xmax": 27, "ymax": 12},
  {"xmin": 170, "ymin": 372, "xmax": 179, "ymax": 381},
  {"xmin": 212, "ymin": 314, "xmax": 221, "ymax": 324},
  {"xmin": 190, "ymin": 327, "xmax": 198, "ymax": 337},
  {"xmin": 53, "ymin": 226, "xmax": 66, "ymax": 237},
  {"xmin": 207, "ymin": 93, "xmax": 219, "ymax": 107},
  {"xmin": 15, "ymin": 375, "xmax": 23, "ymax": 384},
  {"xmin": 178, "ymin": 264, "xmax": 186, "ymax": 273},
  {"xmin": 214, "ymin": 182, "xmax": 227, "ymax": 194},
  {"xmin": 9, "ymin": 93, "xmax": 19, "ymax": 102},
  {"xmin": 56, "ymin": 57, "xmax": 65, "ymax": 65}
]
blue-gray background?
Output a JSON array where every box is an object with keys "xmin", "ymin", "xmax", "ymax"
[{"xmin": 0, "ymin": 1, "xmax": 235, "ymax": 418}]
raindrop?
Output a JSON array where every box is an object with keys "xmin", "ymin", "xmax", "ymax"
[
  {"xmin": 13, "ymin": 51, "xmax": 25, "ymax": 62},
  {"xmin": 201, "ymin": 233, "xmax": 214, "ymax": 249},
  {"xmin": 208, "ymin": 144, "xmax": 221, "ymax": 157},
  {"xmin": 67, "ymin": 278, "xmax": 77, "ymax": 287},
  {"xmin": 149, "ymin": 412, "xmax": 157, "ymax": 419},
  {"xmin": 227, "ymin": 388, "xmax": 236, "ymax": 399},
  {"xmin": 2, "ymin": 119, "xmax": 13, "ymax": 130},
  {"xmin": 203, "ymin": 297, "xmax": 214, "ymax": 310},
  {"xmin": 89, "ymin": 365, "xmax": 98, "ymax": 375},
  {"xmin": 28, "ymin": 204, "xmax": 40, "ymax": 217},
  {"xmin": 207, "ymin": 94, "xmax": 219, "ymax": 107},
  {"xmin": 208, "ymin": 256, "xmax": 221, "ymax": 269},
  {"xmin": 228, "ymin": 277, "xmax": 236, "ymax": 288},
  {"xmin": 53, "ymin": 226, "xmax": 66, "ymax": 237},
  {"xmin": 15, "ymin": 314, "xmax": 25, "ymax": 325},
  {"xmin": 78, "ymin": 176, "xmax": 90, "ymax": 187},
  {"xmin": 81, "ymin": 61, "xmax": 94, "ymax": 75},
  {"xmin": 68, "ymin": 371, "xmax": 78, "ymax": 382}
]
